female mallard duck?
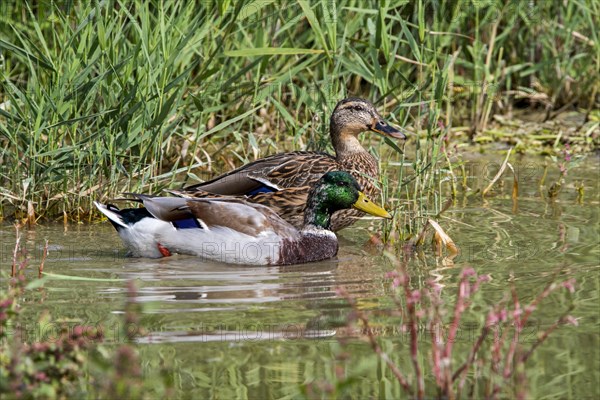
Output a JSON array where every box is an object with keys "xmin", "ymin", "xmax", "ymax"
[
  {"xmin": 170, "ymin": 98, "xmax": 406, "ymax": 231},
  {"xmin": 95, "ymin": 171, "xmax": 390, "ymax": 265}
]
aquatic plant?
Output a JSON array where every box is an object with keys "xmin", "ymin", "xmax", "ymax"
[
  {"xmin": 315, "ymin": 257, "xmax": 578, "ymax": 399},
  {"xmin": 1, "ymin": 232, "xmax": 101, "ymax": 398},
  {"xmin": 545, "ymin": 142, "xmax": 588, "ymax": 199},
  {"xmin": 0, "ymin": 229, "xmax": 171, "ymax": 399},
  {"xmin": 1, "ymin": 0, "xmax": 597, "ymax": 221}
]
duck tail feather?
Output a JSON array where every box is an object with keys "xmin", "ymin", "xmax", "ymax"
[{"xmin": 93, "ymin": 201, "xmax": 129, "ymax": 229}]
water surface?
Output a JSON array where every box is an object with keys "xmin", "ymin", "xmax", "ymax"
[{"xmin": 2, "ymin": 154, "xmax": 598, "ymax": 398}]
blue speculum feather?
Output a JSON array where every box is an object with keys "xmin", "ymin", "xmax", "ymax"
[
  {"xmin": 172, "ymin": 219, "xmax": 203, "ymax": 229},
  {"xmin": 246, "ymin": 185, "xmax": 276, "ymax": 196}
]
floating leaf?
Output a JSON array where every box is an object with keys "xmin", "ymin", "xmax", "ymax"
[{"xmin": 428, "ymin": 219, "xmax": 458, "ymax": 256}]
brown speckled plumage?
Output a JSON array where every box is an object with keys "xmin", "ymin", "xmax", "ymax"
[{"xmin": 170, "ymin": 98, "xmax": 406, "ymax": 231}]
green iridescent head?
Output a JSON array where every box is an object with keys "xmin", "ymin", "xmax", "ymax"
[{"xmin": 304, "ymin": 171, "xmax": 391, "ymax": 229}]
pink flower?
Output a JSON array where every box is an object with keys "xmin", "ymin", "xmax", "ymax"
[
  {"xmin": 0, "ymin": 298, "xmax": 14, "ymax": 308},
  {"xmin": 565, "ymin": 315, "xmax": 579, "ymax": 327},
  {"xmin": 497, "ymin": 309, "xmax": 508, "ymax": 322},
  {"xmin": 559, "ymin": 163, "xmax": 567, "ymax": 176},
  {"xmin": 428, "ymin": 280, "xmax": 443, "ymax": 295},
  {"xmin": 385, "ymin": 271, "xmax": 399, "ymax": 279},
  {"xmin": 408, "ymin": 290, "xmax": 421, "ymax": 304},
  {"xmin": 562, "ymin": 278, "xmax": 576, "ymax": 293},
  {"xmin": 73, "ymin": 326, "xmax": 84, "ymax": 337},
  {"xmin": 461, "ymin": 267, "xmax": 476, "ymax": 278},
  {"xmin": 513, "ymin": 307, "xmax": 523, "ymax": 319},
  {"xmin": 563, "ymin": 144, "xmax": 572, "ymax": 163},
  {"xmin": 486, "ymin": 311, "xmax": 499, "ymax": 326},
  {"xmin": 35, "ymin": 372, "xmax": 48, "ymax": 382}
]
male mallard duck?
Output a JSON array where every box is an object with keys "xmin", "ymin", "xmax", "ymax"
[
  {"xmin": 170, "ymin": 98, "xmax": 406, "ymax": 231},
  {"xmin": 95, "ymin": 171, "xmax": 390, "ymax": 265}
]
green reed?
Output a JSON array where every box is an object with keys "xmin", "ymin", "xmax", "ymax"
[{"xmin": 0, "ymin": 0, "xmax": 597, "ymax": 221}]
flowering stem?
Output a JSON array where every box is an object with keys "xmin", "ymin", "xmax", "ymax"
[
  {"xmin": 503, "ymin": 287, "xmax": 522, "ymax": 379},
  {"xmin": 404, "ymin": 283, "xmax": 424, "ymax": 399},
  {"xmin": 519, "ymin": 307, "xmax": 575, "ymax": 364}
]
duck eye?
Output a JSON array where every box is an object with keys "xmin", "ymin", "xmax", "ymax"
[{"xmin": 347, "ymin": 105, "xmax": 365, "ymax": 113}]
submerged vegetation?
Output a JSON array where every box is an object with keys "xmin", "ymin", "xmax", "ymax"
[
  {"xmin": 320, "ymin": 257, "xmax": 578, "ymax": 399},
  {"xmin": 0, "ymin": 0, "xmax": 598, "ymax": 223},
  {"xmin": 1, "ymin": 234, "xmax": 172, "ymax": 399}
]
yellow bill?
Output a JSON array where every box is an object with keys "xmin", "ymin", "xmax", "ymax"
[{"xmin": 352, "ymin": 192, "xmax": 391, "ymax": 218}]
